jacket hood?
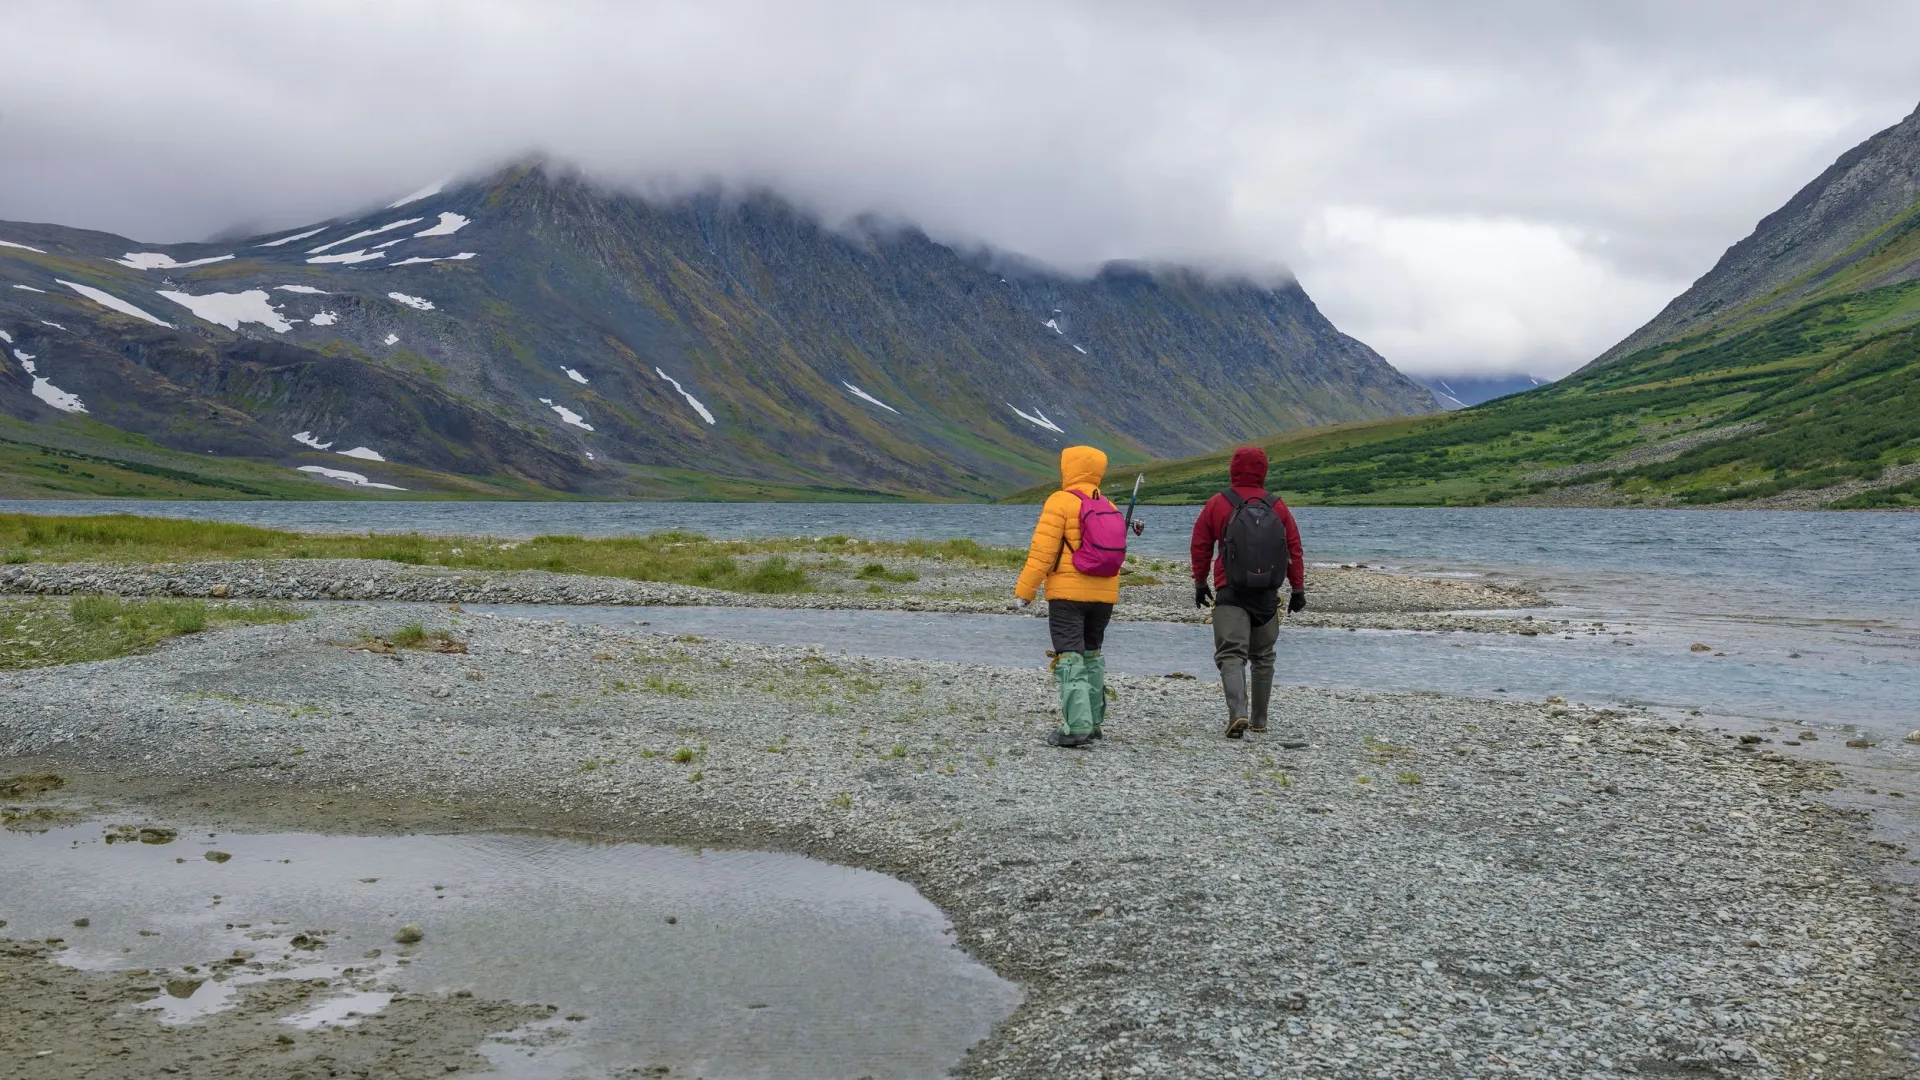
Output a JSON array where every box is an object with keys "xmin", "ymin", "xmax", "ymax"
[
  {"xmin": 1059, "ymin": 445, "xmax": 1108, "ymax": 490},
  {"xmin": 1229, "ymin": 446, "xmax": 1268, "ymax": 488}
]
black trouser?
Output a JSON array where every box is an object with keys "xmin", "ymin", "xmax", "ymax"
[{"xmin": 1048, "ymin": 599, "xmax": 1112, "ymax": 654}]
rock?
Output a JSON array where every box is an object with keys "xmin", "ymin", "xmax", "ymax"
[
  {"xmin": 164, "ymin": 978, "xmax": 204, "ymax": 998},
  {"xmin": 210, "ymin": 583, "xmax": 230, "ymax": 598},
  {"xmin": 72, "ymin": 917, "xmax": 89, "ymax": 928},
  {"xmin": 394, "ymin": 924, "xmax": 425, "ymax": 944},
  {"xmin": 1846, "ymin": 738, "xmax": 1873, "ymax": 749},
  {"xmin": 288, "ymin": 933, "xmax": 325, "ymax": 950},
  {"xmin": 204, "ymin": 850, "xmax": 231, "ymax": 863},
  {"xmin": 1799, "ymin": 731, "xmax": 1819, "ymax": 741},
  {"xmin": 0, "ymin": 772, "xmax": 64, "ymax": 798},
  {"xmin": 1738, "ymin": 734, "xmax": 1763, "ymax": 744},
  {"xmin": 137, "ymin": 826, "xmax": 177, "ymax": 845},
  {"xmin": 1689, "ymin": 642, "xmax": 1712, "ymax": 652},
  {"xmin": 1906, "ymin": 731, "xmax": 1920, "ymax": 744}
]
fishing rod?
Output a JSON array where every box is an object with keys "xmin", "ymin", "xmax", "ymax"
[{"xmin": 1122, "ymin": 473, "xmax": 1146, "ymax": 536}]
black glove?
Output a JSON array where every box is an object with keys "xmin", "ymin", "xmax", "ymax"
[
  {"xmin": 1194, "ymin": 580, "xmax": 1214, "ymax": 608},
  {"xmin": 1288, "ymin": 589, "xmax": 1307, "ymax": 613}
]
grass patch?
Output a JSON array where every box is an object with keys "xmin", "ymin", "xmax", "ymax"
[
  {"xmin": 1, "ymin": 596, "xmax": 306, "ymax": 670},
  {"xmin": 349, "ymin": 622, "xmax": 466, "ymax": 654},
  {"xmin": 0, "ymin": 516, "xmax": 1031, "ymax": 594}
]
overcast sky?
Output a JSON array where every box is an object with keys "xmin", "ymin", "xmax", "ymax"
[{"xmin": 3, "ymin": 1, "xmax": 1916, "ymax": 377}]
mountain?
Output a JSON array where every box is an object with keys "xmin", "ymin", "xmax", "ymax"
[
  {"xmin": 1127, "ymin": 101, "xmax": 1920, "ymax": 509},
  {"xmin": 1589, "ymin": 102, "xmax": 1920, "ymax": 369},
  {"xmin": 0, "ymin": 164, "xmax": 1437, "ymax": 500},
  {"xmin": 1414, "ymin": 374, "xmax": 1552, "ymax": 410}
]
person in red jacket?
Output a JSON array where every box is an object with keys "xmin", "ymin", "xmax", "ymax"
[{"xmin": 1189, "ymin": 446, "xmax": 1306, "ymax": 740}]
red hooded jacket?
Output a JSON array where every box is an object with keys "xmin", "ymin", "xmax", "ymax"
[{"xmin": 1189, "ymin": 446, "xmax": 1306, "ymax": 591}]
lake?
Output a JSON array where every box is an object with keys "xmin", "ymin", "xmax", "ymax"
[{"xmin": 5, "ymin": 500, "xmax": 1915, "ymax": 735}]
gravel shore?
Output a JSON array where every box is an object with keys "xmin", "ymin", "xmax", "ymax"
[
  {"xmin": 0, "ymin": 558, "xmax": 1564, "ymax": 634},
  {"xmin": 3, "ymin": 604, "xmax": 1915, "ymax": 1079}
]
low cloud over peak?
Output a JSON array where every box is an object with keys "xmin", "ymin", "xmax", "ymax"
[{"xmin": 3, "ymin": 0, "xmax": 1917, "ymax": 377}]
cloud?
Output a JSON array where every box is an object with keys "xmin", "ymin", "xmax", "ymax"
[{"xmin": 2, "ymin": 0, "xmax": 1916, "ymax": 377}]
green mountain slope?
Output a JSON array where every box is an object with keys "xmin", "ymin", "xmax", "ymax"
[
  {"xmin": 0, "ymin": 164, "xmax": 1435, "ymax": 501},
  {"xmin": 1114, "ymin": 102, "xmax": 1920, "ymax": 510}
]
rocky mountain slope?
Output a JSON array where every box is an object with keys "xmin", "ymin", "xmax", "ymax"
[
  {"xmin": 1590, "ymin": 101, "xmax": 1920, "ymax": 368},
  {"xmin": 1128, "ymin": 101, "xmax": 1920, "ymax": 509},
  {"xmin": 0, "ymin": 164, "xmax": 1435, "ymax": 500}
]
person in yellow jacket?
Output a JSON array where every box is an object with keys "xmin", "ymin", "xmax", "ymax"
[{"xmin": 1014, "ymin": 445, "xmax": 1121, "ymax": 748}]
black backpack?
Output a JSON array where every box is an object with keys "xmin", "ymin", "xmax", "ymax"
[{"xmin": 1220, "ymin": 490, "xmax": 1291, "ymax": 590}]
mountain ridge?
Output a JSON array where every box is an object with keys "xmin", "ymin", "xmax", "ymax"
[
  {"xmin": 0, "ymin": 164, "xmax": 1437, "ymax": 499},
  {"xmin": 1123, "ymin": 99, "xmax": 1920, "ymax": 510},
  {"xmin": 1588, "ymin": 101, "xmax": 1920, "ymax": 369}
]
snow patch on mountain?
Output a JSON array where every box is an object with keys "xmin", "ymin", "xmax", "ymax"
[
  {"xmin": 391, "ymin": 252, "xmax": 476, "ymax": 267},
  {"xmin": 158, "ymin": 289, "xmax": 293, "ymax": 333},
  {"xmin": 0, "ymin": 330, "xmax": 10, "ymax": 343},
  {"xmin": 115, "ymin": 252, "xmax": 234, "ymax": 270},
  {"xmin": 307, "ymin": 249, "xmax": 386, "ymax": 265},
  {"xmin": 308, "ymin": 218, "xmax": 423, "ymax": 255},
  {"xmin": 843, "ymin": 381, "xmax": 899, "ymax": 413},
  {"xmin": 539, "ymin": 397, "xmax": 594, "ymax": 431},
  {"xmin": 564, "ymin": 368, "xmax": 589, "ymax": 384},
  {"xmin": 275, "ymin": 284, "xmax": 329, "ymax": 294},
  {"xmin": 387, "ymin": 292, "xmax": 434, "ymax": 311},
  {"xmin": 1072, "ymin": 344, "xmax": 1087, "ymax": 355},
  {"xmin": 383, "ymin": 333, "xmax": 399, "ymax": 345},
  {"xmin": 259, "ymin": 227, "xmax": 326, "ymax": 248},
  {"xmin": 372, "ymin": 238, "xmax": 408, "ymax": 251},
  {"xmin": 0, "ymin": 239, "xmax": 48, "ymax": 253},
  {"xmin": 41, "ymin": 321, "xmax": 66, "ymax": 331},
  {"xmin": 1009, "ymin": 404, "xmax": 1065, "ymax": 433},
  {"xmin": 337, "ymin": 446, "xmax": 385, "ymax": 461},
  {"xmin": 387, "ymin": 181, "xmax": 445, "ymax": 208},
  {"xmin": 298, "ymin": 465, "xmax": 403, "ymax": 490},
  {"xmin": 413, "ymin": 213, "xmax": 470, "ymax": 238},
  {"xmin": 655, "ymin": 368, "xmax": 716, "ymax": 425},
  {"xmin": 1042, "ymin": 318, "xmax": 1062, "ymax": 334},
  {"xmin": 11, "ymin": 285, "xmax": 46, "ymax": 293},
  {"xmin": 56, "ymin": 280, "xmax": 171, "ymax": 326},
  {"xmin": 15, "ymin": 351, "xmax": 86, "ymax": 414},
  {"xmin": 309, "ymin": 311, "xmax": 338, "ymax": 326},
  {"xmin": 292, "ymin": 431, "xmax": 334, "ymax": 450}
]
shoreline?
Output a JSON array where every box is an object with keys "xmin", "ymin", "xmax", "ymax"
[
  {"xmin": 0, "ymin": 558, "xmax": 1569, "ymax": 635},
  {"xmin": 4, "ymin": 604, "xmax": 1916, "ymax": 1077}
]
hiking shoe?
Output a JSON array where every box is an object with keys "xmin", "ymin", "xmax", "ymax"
[
  {"xmin": 1248, "ymin": 717, "xmax": 1268, "ymax": 733},
  {"xmin": 1048, "ymin": 730, "xmax": 1093, "ymax": 749},
  {"xmin": 1225, "ymin": 716, "xmax": 1250, "ymax": 740},
  {"xmin": 1088, "ymin": 727, "xmax": 1104, "ymax": 740}
]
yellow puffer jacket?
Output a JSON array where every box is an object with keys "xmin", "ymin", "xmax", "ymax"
[{"xmin": 1014, "ymin": 445, "xmax": 1122, "ymax": 605}]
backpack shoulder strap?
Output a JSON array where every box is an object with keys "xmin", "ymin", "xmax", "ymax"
[{"xmin": 1222, "ymin": 488, "xmax": 1246, "ymax": 510}]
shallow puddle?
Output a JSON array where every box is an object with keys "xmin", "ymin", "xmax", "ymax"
[{"xmin": 0, "ymin": 817, "xmax": 1020, "ymax": 1078}]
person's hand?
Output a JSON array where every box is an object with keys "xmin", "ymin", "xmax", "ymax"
[
  {"xmin": 1130, "ymin": 520, "xmax": 1145, "ymax": 536},
  {"xmin": 1194, "ymin": 580, "xmax": 1214, "ymax": 608},
  {"xmin": 1288, "ymin": 589, "xmax": 1307, "ymax": 613},
  {"xmin": 1014, "ymin": 597, "xmax": 1032, "ymax": 611}
]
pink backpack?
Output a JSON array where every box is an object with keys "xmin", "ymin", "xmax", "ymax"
[{"xmin": 1064, "ymin": 489, "xmax": 1128, "ymax": 577}]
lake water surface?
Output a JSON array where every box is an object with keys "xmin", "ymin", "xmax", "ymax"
[{"xmin": 6, "ymin": 500, "xmax": 1916, "ymax": 735}]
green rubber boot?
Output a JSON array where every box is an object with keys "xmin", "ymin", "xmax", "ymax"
[
  {"xmin": 1085, "ymin": 650, "xmax": 1107, "ymax": 738},
  {"xmin": 1050, "ymin": 651, "xmax": 1096, "ymax": 745}
]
